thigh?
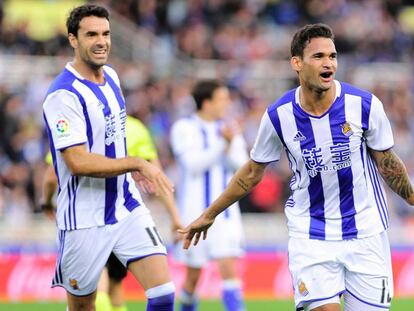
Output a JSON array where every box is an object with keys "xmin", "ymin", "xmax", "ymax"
[
  {"xmin": 113, "ymin": 208, "xmax": 167, "ymax": 267},
  {"xmin": 53, "ymin": 228, "xmax": 112, "ymax": 296},
  {"xmin": 288, "ymin": 237, "xmax": 345, "ymax": 310},
  {"xmin": 344, "ymin": 232, "xmax": 393, "ymax": 309},
  {"xmin": 128, "ymin": 254, "xmax": 171, "ymax": 290}
]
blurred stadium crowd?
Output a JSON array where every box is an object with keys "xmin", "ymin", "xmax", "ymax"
[{"xmin": 1, "ymin": 0, "xmax": 414, "ymax": 226}]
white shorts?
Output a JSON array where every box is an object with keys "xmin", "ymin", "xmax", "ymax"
[
  {"xmin": 289, "ymin": 231, "xmax": 393, "ymax": 310},
  {"xmin": 52, "ymin": 207, "xmax": 167, "ymax": 296},
  {"xmin": 174, "ymin": 215, "xmax": 244, "ymax": 268}
]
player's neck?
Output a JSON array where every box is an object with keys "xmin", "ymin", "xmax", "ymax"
[
  {"xmin": 299, "ymin": 84, "xmax": 336, "ymax": 116},
  {"xmin": 71, "ymin": 60, "xmax": 105, "ymax": 84},
  {"xmin": 196, "ymin": 110, "xmax": 216, "ymax": 122}
]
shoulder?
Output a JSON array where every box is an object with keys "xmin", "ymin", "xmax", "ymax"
[
  {"xmin": 267, "ymin": 88, "xmax": 296, "ymax": 114},
  {"xmin": 171, "ymin": 117, "xmax": 199, "ymax": 143},
  {"xmin": 339, "ymin": 81, "xmax": 372, "ymax": 100},
  {"xmin": 46, "ymin": 68, "xmax": 78, "ymax": 96},
  {"xmin": 43, "ymin": 88, "xmax": 81, "ymax": 111},
  {"xmin": 172, "ymin": 116, "xmax": 196, "ymax": 131}
]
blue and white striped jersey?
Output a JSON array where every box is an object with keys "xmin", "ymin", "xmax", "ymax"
[
  {"xmin": 170, "ymin": 115, "xmax": 248, "ymax": 225},
  {"xmin": 251, "ymin": 80, "xmax": 394, "ymax": 241},
  {"xmin": 43, "ymin": 63, "xmax": 143, "ymax": 230}
]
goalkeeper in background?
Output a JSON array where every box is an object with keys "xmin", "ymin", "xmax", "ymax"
[{"xmin": 41, "ymin": 115, "xmax": 182, "ymax": 311}]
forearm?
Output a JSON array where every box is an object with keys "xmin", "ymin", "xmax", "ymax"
[
  {"xmin": 62, "ymin": 145, "xmax": 148, "ymax": 178},
  {"xmin": 373, "ymin": 149, "xmax": 414, "ymax": 205},
  {"xmin": 41, "ymin": 165, "xmax": 57, "ymax": 204},
  {"xmin": 43, "ymin": 181, "xmax": 57, "ymax": 204},
  {"xmin": 74, "ymin": 155, "xmax": 144, "ymax": 178},
  {"xmin": 204, "ymin": 159, "xmax": 266, "ymax": 219}
]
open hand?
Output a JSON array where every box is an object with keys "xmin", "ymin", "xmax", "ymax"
[
  {"xmin": 134, "ymin": 160, "xmax": 174, "ymax": 196},
  {"xmin": 177, "ymin": 213, "xmax": 215, "ymax": 249},
  {"xmin": 131, "ymin": 171, "xmax": 156, "ymax": 194}
]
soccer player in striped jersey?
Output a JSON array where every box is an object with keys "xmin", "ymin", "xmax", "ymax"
[
  {"xmin": 42, "ymin": 4, "xmax": 175, "ymax": 311},
  {"xmin": 178, "ymin": 24, "xmax": 414, "ymax": 311},
  {"xmin": 170, "ymin": 80, "xmax": 248, "ymax": 311},
  {"xmin": 41, "ymin": 115, "xmax": 182, "ymax": 311}
]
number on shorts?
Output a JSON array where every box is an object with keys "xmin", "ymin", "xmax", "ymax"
[
  {"xmin": 380, "ymin": 278, "xmax": 391, "ymax": 304},
  {"xmin": 145, "ymin": 227, "xmax": 164, "ymax": 246}
]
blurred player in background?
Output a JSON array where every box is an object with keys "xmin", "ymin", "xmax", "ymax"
[
  {"xmin": 41, "ymin": 115, "xmax": 182, "ymax": 311},
  {"xmin": 178, "ymin": 24, "xmax": 414, "ymax": 311},
  {"xmin": 170, "ymin": 80, "xmax": 248, "ymax": 311},
  {"xmin": 42, "ymin": 4, "xmax": 176, "ymax": 311}
]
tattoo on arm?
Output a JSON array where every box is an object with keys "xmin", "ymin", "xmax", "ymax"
[
  {"xmin": 236, "ymin": 178, "xmax": 249, "ymax": 192},
  {"xmin": 376, "ymin": 150, "xmax": 413, "ymax": 200}
]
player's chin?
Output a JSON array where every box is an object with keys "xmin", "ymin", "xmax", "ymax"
[
  {"xmin": 318, "ymin": 80, "xmax": 333, "ymax": 91},
  {"xmin": 89, "ymin": 55, "xmax": 108, "ymax": 67},
  {"xmin": 93, "ymin": 59, "xmax": 108, "ymax": 67}
]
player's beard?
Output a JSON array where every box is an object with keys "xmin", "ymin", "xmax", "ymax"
[
  {"xmin": 80, "ymin": 46, "xmax": 109, "ymax": 71},
  {"xmin": 304, "ymin": 73, "xmax": 333, "ymax": 94}
]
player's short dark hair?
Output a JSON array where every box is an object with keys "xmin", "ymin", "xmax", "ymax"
[
  {"xmin": 192, "ymin": 80, "xmax": 224, "ymax": 111},
  {"xmin": 66, "ymin": 4, "xmax": 109, "ymax": 37},
  {"xmin": 291, "ymin": 23, "xmax": 334, "ymax": 57}
]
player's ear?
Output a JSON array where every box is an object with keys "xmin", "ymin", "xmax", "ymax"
[
  {"xmin": 68, "ymin": 33, "xmax": 78, "ymax": 49},
  {"xmin": 291, "ymin": 56, "xmax": 301, "ymax": 73}
]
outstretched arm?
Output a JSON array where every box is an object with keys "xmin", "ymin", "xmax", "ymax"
[
  {"xmin": 179, "ymin": 159, "xmax": 268, "ymax": 249},
  {"xmin": 369, "ymin": 148, "xmax": 414, "ymax": 205}
]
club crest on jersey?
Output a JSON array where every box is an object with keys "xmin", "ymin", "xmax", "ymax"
[
  {"xmin": 298, "ymin": 280, "xmax": 309, "ymax": 297},
  {"xmin": 55, "ymin": 118, "xmax": 70, "ymax": 137},
  {"xmin": 293, "ymin": 131, "xmax": 306, "ymax": 142},
  {"xmin": 341, "ymin": 122, "xmax": 353, "ymax": 137},
  {"xmin": 69, "ymin": 278, "xmax": 79, "ymax": 290}
]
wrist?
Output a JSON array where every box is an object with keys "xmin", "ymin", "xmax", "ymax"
[{"xmin": 204, "ymin": 208, "xmax": 218, "ymax": 221}]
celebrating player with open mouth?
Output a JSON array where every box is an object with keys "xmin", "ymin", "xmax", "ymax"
[{"xmin": 179, "ymin": 23, "xmax": 414, "ymax": 311}]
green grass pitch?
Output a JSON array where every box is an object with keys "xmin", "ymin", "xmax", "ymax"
[{"xmin": 1, "ymin": 299, "xmax": 414, "ymax": 310}]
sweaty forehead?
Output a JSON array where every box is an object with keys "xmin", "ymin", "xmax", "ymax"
[
  {"xmin": 303, "ymin": 37, "xmax": 336, "ymax": 55},
  {"xmin": 78, "ymin": 16, "xmax": 110, "ymax": 33}
]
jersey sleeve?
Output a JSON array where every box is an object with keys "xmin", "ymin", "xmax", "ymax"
[
  {"xmin": 364, "ymin": 95, "xmax": 394, "ymax": 151},
  {"xmin": 170, "ymin": 119, "xmax": 226, "ymax": 173},
  {"xmin": 43, "ymin": 90, "xmax": 87, "ymax": 151},
  {"xmin": 126, "ymin": 116, "xmax": 157, "ymax": 160},
  {"xmin": 250, "ymin": 111, "xmax": 284, "ymax": 163}
]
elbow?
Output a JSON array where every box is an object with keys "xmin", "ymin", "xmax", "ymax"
[
  {"xmin": 247, "ymin": 161, "xmax": 266, "ymax": 186},
  {"xmin": 67, "ymin": 164, "xmax": 83, "ymax": 176},
  {"xmin": 65, "ymin": 159, "xmax": 88, "ymax": 176}
]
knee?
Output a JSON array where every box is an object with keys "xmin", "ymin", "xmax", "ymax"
[{"xmin": 146, "ymin": 282, "xmax": 175, "ymax": 306}]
